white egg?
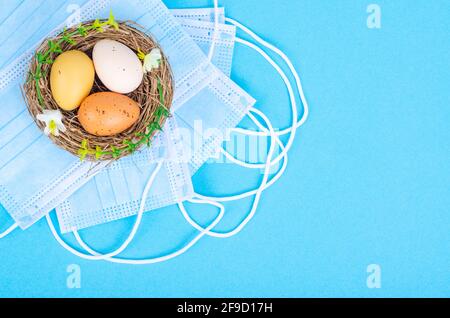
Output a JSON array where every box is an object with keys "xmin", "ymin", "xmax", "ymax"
[{"xmin": 93, "ymin": 39, "xmax": 144, "ymax": 94}]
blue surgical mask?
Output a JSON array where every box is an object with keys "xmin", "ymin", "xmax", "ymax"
[
  {"xmin": 55, "ymin": 13, "xmax": 240, "ymax": 232},
  {"xmin": 0, "ymin": 0, "xmax": 254, "ymax": 232}
]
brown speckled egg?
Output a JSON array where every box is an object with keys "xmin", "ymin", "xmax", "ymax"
[{"xmin": 78, "ymin": 92, "xmax": 141, "ymax": 136}]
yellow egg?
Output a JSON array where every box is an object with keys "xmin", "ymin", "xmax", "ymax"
[
  {"xmin": 78, "ymin": 92, "xmax": 141, "ymax": 136},
  {"xmin": 50, "ymin": 50, "xmax": 95, "ymax": 111}
]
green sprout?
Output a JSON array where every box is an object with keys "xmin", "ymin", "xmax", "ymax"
[
  {"xmin": 95, "ymin": 146, "xmax": 104, "ymax": 160},
  {"xmin": 92, "ymin": 19, "xmax": 105, "ymax": 32},
  {"xmin": 110, "ymin": 146, "xmax": 121, "ymax": 159},
  {"xmin": 36, "ymin": 52, "xmax": 53, "ymax": 65},
  {"xmin": 62, "ymin": 29, "xmax": 77, "ymax": 45},
  {"xmin": 78, "ymin": 139, "xmax": 94, "ymax": 161},
  {"xmin": 77, "ymin": 25, "xmax": 88, "ymax": 37},
  {"xmin": 47, "ymin": 40, "xmax": 62, "ymax": 54}
]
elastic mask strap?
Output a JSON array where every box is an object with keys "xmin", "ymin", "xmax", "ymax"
[
  {"xmin": 225, "ymin": 17, "xmax": 310, "ymax": 135},
  {"xmin": 220, "ymin": 37, "xmax": 298, "ymax": 168},
  {"xmin": 47, "ymin": 198, "xmax": 225, "ymax": 265},
  {"xmin": 46, "ymin": 160, "xmax": 164, "ymax": 261},
  {"xmin": 0, "ymin": 223, "xmax": 18, "ymax": 239},
  {"xmin": 218, "ymin": 110, "xmax": 289, "ymax": 195}
]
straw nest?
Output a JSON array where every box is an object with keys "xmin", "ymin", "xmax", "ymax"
[{"xmin": 23, "ymin": 20, "xmax": 173, "ymax": 161}]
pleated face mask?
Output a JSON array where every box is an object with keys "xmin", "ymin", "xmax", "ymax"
[
  {"xmin": 0, "ymin": 0, "xmax": 254, "ymax": 231},
  {"xmin": 55, "ymin": 9, "xmax": 239, "ymax": 232}
]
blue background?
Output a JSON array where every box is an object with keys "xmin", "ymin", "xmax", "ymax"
[{"xmin": 0, "ymin": 0, "xmax": 449, "ymax": 297}]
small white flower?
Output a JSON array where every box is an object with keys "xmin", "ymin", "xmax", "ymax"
[
  {"xmin": 143, "ymin": 48, "xmax": 162, "ymax": 73},
  {"xmin": 36, "ymin": 110, "xmax": 67, "ymax": 137}
]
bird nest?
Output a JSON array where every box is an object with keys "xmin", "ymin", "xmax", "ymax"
[{"xmin": 23, "ymin": 18, "xmax": 173, "ymax": 161}]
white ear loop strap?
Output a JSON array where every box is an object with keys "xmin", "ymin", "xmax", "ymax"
[
  {"xmin": 46, "ymin": 160, "xmax": 164, "ymax": 261},
  {"xmin": 219, "ymin": 37, "xmax": 296, "ymax": 169},
  {"xmin": 195, "ymin": 36, "xmax": 300, "ymax": 202},
  {"xmin": 184, "ymin": 106, "xmax": 278, "ymax": 238},
  {"xmin": 72, "ymin": 199, "xmax": 224, "ymax": 264},
  {"xmin": 47, "ymin": 198, "xmax": 224, "ymax": 264},
  {"xmin": 0, "ymin": 223, "xmax": 18, "ymax": 239},
  {"xmin": 220, "ymin": 108, "xmax": 287, "ymax": 169},
  {"xmin": 216, "ymin": 110, "xmax": 290, "ymax": 202}
]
